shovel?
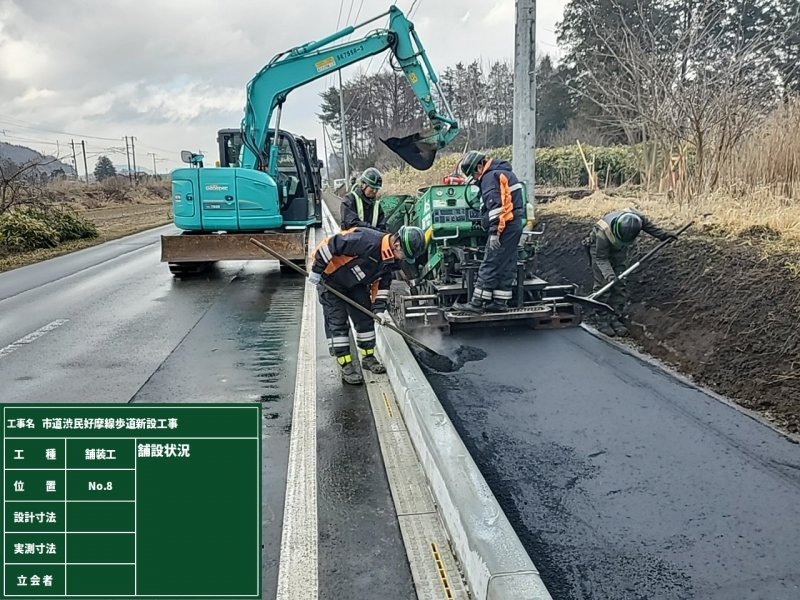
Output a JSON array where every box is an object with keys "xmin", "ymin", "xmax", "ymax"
[
  {"xmin": 248, "ymin": 238, "xmax": 454, "ymax": 368},
  {"xmin": 381, "ymin": 132, "xmax": 438, "ymax": 170},
  {"xmin": 566, "ymin": 221, "xmax": 693, "ymax": 315}
]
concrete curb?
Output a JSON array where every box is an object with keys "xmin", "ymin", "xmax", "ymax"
[{"xmin": 376, "ymin": 325, "xmax": 553, "ymax": 600}]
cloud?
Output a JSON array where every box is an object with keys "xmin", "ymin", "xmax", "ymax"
[{"xmin": 0, "ymin": 0, "xmax": 568, "ymax": 170}]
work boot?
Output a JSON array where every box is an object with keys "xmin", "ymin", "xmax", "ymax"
[
  {"xmin": 337, "ymin": 355, "xmax": 363, "ymax": 385},
  {"xmin": 361, "ymin": 355, "xmax": 386, "ymax": 374},
  {"xmin": 484, "ymin": 300, "xmax": 509, "ymax": 313},
  {"xmin": 451, "ymin": 300, "xmax": 485, "ymax": 314},
  {"xmin": 596, "ymin": 321, "xmax": 616, "ymax": 336},
  {"xmin": 610, "ymin": 319, "xmax": 629, "ymax": 337}
]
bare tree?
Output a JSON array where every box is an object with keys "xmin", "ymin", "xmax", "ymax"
[
  {"xmin": 0, "ymin": 157, "xmax": 60, "ymax": 214},
  {"xmin": 566, "ymin": 0, "xmax": 797, "ymax": 196}
]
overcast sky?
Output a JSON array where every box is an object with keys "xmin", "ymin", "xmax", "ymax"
[{"xmin": 0, "ymin": 0, "xmax": 567, "ymax": 172}]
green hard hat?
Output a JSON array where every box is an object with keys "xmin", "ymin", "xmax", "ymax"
[
  {"xmin": 360, "ymin": 167, "xmax": 383, "ymax": 190},
  {"xmin": 459, "ymin": 150, "xmax": 486, "ymax": 178},
  {"xmin": 397, "ymin": 225, "xmax": 426, "ymax": 263},
  {"xmin": 613, "ymin": 212, "xmax": 643, "ymax": 243}
]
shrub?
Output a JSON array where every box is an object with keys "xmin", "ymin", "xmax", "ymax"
[{"xmin": 0, "ymin": 206, "xmax": 96, "ymax": 253}]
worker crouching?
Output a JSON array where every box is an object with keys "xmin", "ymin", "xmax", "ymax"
[
  {"xmin": 586, "ymin": 208, "xmax": 676, "ymax": 336},
  {"xmin": 453, "ymin": 151, "xmax": 525, "ymax": 314},
  {"xmin": 309, "ymin": 225, "xmax": 427, "ymax": 385}
]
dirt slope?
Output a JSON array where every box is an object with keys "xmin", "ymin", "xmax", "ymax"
[{"xmin": 536, "ymin": 208, "xmax": 800, "ymax": 434}]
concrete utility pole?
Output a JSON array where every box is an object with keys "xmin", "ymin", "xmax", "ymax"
[
  {"xmin": 130, "ymin": 136, "xmax": 138, "ymax": 185},
  {"xmin": 148, "ymin": 152, "xmax": 158, "ymax": 178},
  {"xmin": 124, "ymin": 137, "xmax": 133, "ymax": 184},
  {"xmin": 70, "ymin": 140, "xmax": 78, "ymax": 179},
  {"xmin": 338, "ymin": 70, "xmax": 350, "ymax": 185},
  {"xmin": 80, "ymin": 140, "xmax": 89, "ymax": 183},
  {"xmin": 513, "ymin": 0, "xmax": 536, "ymax": 190}
]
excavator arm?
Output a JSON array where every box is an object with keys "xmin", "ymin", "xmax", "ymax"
[{"xmin": 241, "ymin": 5, "xmax": 459, "ymax": 174}]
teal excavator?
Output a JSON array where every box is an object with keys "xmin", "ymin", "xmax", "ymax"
[{"xmin": 161, "ymin": 5, "xmax": 459, "ymax": 275}]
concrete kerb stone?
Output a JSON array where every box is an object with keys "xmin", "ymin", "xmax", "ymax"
[{"xmin": 376, "ymin": 324, "xmax": 553, "ymax": 600}]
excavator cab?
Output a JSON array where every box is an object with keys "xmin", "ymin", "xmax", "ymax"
[{"xmin": 216, "ymin": 128, "xmax": 322, "ymax": 228}]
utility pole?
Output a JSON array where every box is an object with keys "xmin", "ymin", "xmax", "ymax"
[
  {"xmin": 148, "ymin": 152, "xmax": 158, "ymax": 178},
  {"xmin": 130, "ymin": 136, "xmax": 138, "ymax": 185},
  {"xmin": 80, "ymin": 140, "xmax": 89, "ymax": 183},
  {"xmin": 513, "ymin": 0, "xmax": 536, "ymax": 191},
  {"xmin": 70, "ymin": 140, "xmax": 78, "ymax": 180},
  {"xmin": 321, "ymin": 123, "xmax": 332, "ymax": 187},
  {"xmin": 338, "ymin": 70, "xmax": 350, "ymax": 185},
  {"xmin": 124, "ymin": 137, "xmax": 132, "ymax": 184}
]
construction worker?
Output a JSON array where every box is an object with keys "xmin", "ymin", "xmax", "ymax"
[
  {"xmin": 452, "ymin": 151, "xmax": 525, "ymax": 313},
  {"xmin": 341, "ymin": 167, "xmax": 386, "ymax": 231},
  {"xmin": 308, "ymin": 225, "xmax": 427, "ymax": 385},
  {"xmin": 586, "ymin": 208, "xmax": 676, "ymax": 336}
]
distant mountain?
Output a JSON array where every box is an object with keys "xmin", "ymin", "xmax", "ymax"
[{"xmin": 0, "ymin": 141, "xmax": 77, "ymax": 177}]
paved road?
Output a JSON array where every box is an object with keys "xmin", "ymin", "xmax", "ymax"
[
  {"xmin": 0, "ymin": 229, "xmax": 413, "ymax": 599},
  {"xmin": 424, "ymin": 325, "xmax": 800, "ymax": 600}
]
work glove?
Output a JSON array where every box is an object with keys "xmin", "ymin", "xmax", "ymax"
[
  {"xmin": 308, "ymin": 271, "xmax": 322, "ymax": 286},
  {"xmin": 375, "ymin": 311, "xmax": 391, "ymax": 326},
  {"xmin": 487, "ymin": 235, "xmax": 501, "ymax": 252},
  {"xmin": 664, "ymin": 232, "xmax": 679, "ymax": 243},
  {"xmin": 372, "ymin": 301, "xmax": 388, "ymax": 314},
  {"xmin": 606, "ymin": 273, "xmax": 618, "ymax": 284}
]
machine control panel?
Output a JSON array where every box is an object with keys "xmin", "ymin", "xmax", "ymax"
[{"xmin": 432, "ymin": 207, "xmax": 481, "ymax": 224}]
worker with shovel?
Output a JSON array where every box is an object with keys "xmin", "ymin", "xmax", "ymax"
[
  {"xmin": 309, "ymin": 225, "xmax": 428, "ymax": 385},
  {"xmin": 340, "ymin": 167, "xmax": 387, "ymax": 231},
  {"xmin": 586, "ymin": 208, "xmax": 677, "ymax": 336}
]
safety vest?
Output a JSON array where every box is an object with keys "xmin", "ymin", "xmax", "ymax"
[
  {"xmin": 595, "ymin": 209, "xmax": 635, "ymax": 249},
  {"xmin": 354, "ymin": 192, "xmax": 381, "ymax": 228}
]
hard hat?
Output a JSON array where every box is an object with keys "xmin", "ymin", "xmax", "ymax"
[
  {"xmin": 459, "ymin": 150, "xmax": 486, "ymax": 178},
  {"xmin": 360, "ymin": 167, "xmax": 383, "ymax": 190},
  {"xmin": 397, "ymin": 225, "xmax": 427, "ymax": 263},
  {"xmin": 613, "ymin": 212, "xmax": 643, "ymax": 243}
]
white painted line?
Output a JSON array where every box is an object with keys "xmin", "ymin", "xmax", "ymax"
[
  {"xmin": 276, "ymin": 228, "xmax": 318, "ymax": 600},
  {"xmin": 0, "ymin": 319, "xmax": 69, "ymax": 360}
]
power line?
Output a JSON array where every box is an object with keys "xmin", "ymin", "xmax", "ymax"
[{"xmin": 0, "ymin": 115, "xmax": 120, "ymax": 142}]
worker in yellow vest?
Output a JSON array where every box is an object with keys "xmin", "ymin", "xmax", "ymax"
[{"xmin": 340, "ymin": 167, "xmax": 387, "ymax": 231}]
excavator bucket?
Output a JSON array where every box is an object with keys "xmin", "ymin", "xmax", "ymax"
[{"xmin": 382, "ymin": 132, "xmax": 438, "ymax": 170}]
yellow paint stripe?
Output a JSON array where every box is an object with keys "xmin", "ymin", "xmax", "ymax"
[
  {"xmin": 431, "ymin": 543, "xmax": 454, "ymax": 599},
  {"xmin": 382, "ymin": 392, "xmax": 394, "ymax": 418}
]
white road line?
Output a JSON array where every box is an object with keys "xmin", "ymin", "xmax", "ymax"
[
  {"xmin": 0, "ymin": 319, "xmax": 69, "ymax": 360},
  {"xmin": 276, "ymin": 228, "xmax": 318, "ymax": 600}
]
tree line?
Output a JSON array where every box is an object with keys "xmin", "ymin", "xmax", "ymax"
[{"xmin": 320, "ymin": 0, "xmax": 799, "ymax": 191}]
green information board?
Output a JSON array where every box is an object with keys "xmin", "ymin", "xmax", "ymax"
[{"xmin": 0, "ymin": 405, "xmax": 261, "ymax": 599}]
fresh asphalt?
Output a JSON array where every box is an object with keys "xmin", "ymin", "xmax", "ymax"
[
  {"xmin": 424, "ymin": 325, "xmax": 800, "ymax": 600},
  {"xmin": 0, "ymin": 228, "xmax": 413, "ymax": 599}
]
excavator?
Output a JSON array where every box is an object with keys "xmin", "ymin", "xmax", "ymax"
[{"xmin": 160, "ymin": 5, "xmax": 459, "ymax": 275}]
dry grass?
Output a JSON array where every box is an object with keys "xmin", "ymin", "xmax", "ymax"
[{"xmin": 0, "ymin": 180, "xmax": 171, "ymax": 272}]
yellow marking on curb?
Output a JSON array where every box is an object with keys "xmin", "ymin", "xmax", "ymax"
[
  {"xmin": 431, "ymin": 542, "xmax": 454, "ymax": 599},
  {"xmin": 383, "ymin": 392, "xmax": 394, "ymax": 418}
]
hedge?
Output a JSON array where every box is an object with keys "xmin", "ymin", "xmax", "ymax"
[{"xmin": 0, "ymin": 207, "xmax": 97, "ymax": 253}]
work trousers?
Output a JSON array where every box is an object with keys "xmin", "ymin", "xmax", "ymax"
[
  {"xmin": 589, "ymin": 243, "xmax": 633, "ymax": 317},
  {"xmin": 318, "ymin": 286, "xmax": 376, "ymax": 358},
  {"xmin": 472, "ymin": 227, "xmax": 523, "ymax": 303}
]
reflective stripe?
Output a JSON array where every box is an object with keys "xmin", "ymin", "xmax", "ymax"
[
  {"xmin": 473, "ymin": 288, "xmax": 493, "ymax": 300},
  {"xmin": 355, "ymin": 194, "xmax": 380, "ymax": 227},
  {"xmin": 489, "ymin": 208, "xmax": 502, "ymax": 220},
  {"xmin": 493, "ymin": 290, "xmax": 513, "ymax": 300},
  {"xmin": 375, "ymin": 290, "xmax": 390, "ymax": 299},
  {"xmin": 508, "ymin": 183, "xmax": 523, "ymax": 192},
  {"xmin": 355, "ymin": 331, "xmax": 376, "ymax": 341},
  {"xmin": 352, "ymin": 265, "xmax": 366, "ymax": 281},
  {"xmin": 359, "ymin": 347, "xmax": 375, "ymax": 356},
  {"xmin": 318, "ymin": 244, "xmax": 332, "ymax": 263},
  {"xmin": 330, "ymin": 336, "xmax": 350, "ymax": 348},
  {"xmin": 336, "ymin": 354, "xmax": 352, "ymax": 365}
]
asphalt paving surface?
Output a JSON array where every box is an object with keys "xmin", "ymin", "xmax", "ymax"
[
  {"xmin": 0, "ymin": 228, "xmax": 413, "ymax": 599},
  {"xmin": 424, "ymin": 325, "xmax": 800, "ymax": 600}
]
